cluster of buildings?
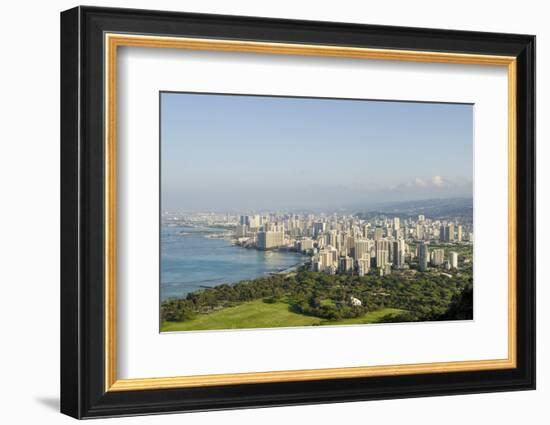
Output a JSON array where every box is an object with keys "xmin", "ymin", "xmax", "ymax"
[{"xmin": 234, "ymin": 213, "xmax": 471, "ymax": 276}]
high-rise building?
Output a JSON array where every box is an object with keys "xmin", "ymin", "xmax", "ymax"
[
  {"xmin": 450, "ymin": 251, "xmax": 458, "ymax": 269},
  {"xmin": 418, "ymin": 241, "xmax": 429, "ymax": 271},
  {"xmin": 393, "ymin": 217, "xmax": 400, "ymax": 230},
  {"xmin": 346, "ymin": 235, "xmax": 356, "ymax": 255},
  {"xmin": 357, "ymin": 257, "xmax": 370, "ymax": 276},
  {"xmin": 448, "ymin": 223, "xmax": 455, "ymax": 242},
  {"xmin": 353, "ymin": 239, "xmax": 369, "ymax": 261},
  {"xmin": 263, "ymin": 222, "xmax": 284, "ymax": 233},
  {"xmin": 457, "ymin": 225, "xmax": 463, "ymax": 242},
  {"xmin": 440, "ymin": 224, "xmax": 455, "ymax": 242},
  {"xmin": 311, "ymin": 259, "xmax": 321, "ymax": 272},
  {"xmin": 297, "ymin": 237, "xmax": 314, "ymax": 252},
  {"xmin": 374, "ymin": 227, "xmax": 384, "ymax": 240},
  {"xmin": 418, "ymin": 214, "xmax": 425, "ymax": 222},
  {"xmin": 240, "ymin": 214, "xmax": 260, "ymax": 229},
  {"xmin": 416, "ymin": 224, "xmax": 424, "ymax": 240},
  {"xmin": 312, "ymin": 247, "xmax": 340, "ymax": 272},
  {"xmin": 312, "ymin": 222, "xmax": 326, "ymax": 236},
  {"xmin": 288, "ymin": 215, "xmax": 301, "ymax": 230},
  {"xmin": 363, "ymin": 224, "xmax": 370, "ymax": 238},
  {"xmin": 320, "ymin": 250, "xmax": 332, "ymax": 270},
  {"xmin": 235, "ymin": 224, "xmax": 247, "ymax": 238},
  {"xmin": 339, "ymin": 256, "xmax": 354, "ymax": 274},
  {"xmin": 431, "ymin": 248, "xmax": 445, "ymax": 266},
  {"xmin": 327, "ymin": 230, "xmax": 339, "ymax": 247},
  {"xmin": 392, "ymin": 239, "xmax": 405, "ymax": 268},
  {"xmin": 393, "ymin": 227, "xmax": 403, "ymax": 239},
  {"xmin": 326, "ymin": 245, "xmax": 339, "ymax": 264},
  {"xmin": 257, "ymin": 229, "xmax": 284, "ymax": 250},
  {"xmin": 375, "ymin": 240, "xmax": 390, "ymax": 268}
]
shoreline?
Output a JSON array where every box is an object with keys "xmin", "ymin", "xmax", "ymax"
[{"xmin": 162, "ymin": 225, "xmax": 306, "ymax": 300}]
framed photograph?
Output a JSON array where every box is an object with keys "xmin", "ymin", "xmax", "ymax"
[{"xmin": 60, "ymin": 6, "xmax": 535, "ymax": 419}]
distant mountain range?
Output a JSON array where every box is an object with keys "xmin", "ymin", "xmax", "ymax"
[{"xmin": 356, "ymin": 197, "xmax": 473, "ymax": 220}]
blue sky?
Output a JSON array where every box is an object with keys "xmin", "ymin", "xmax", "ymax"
[{"xmin": 161, "ymin": 92, "xmax": 473, "ymax": 212}]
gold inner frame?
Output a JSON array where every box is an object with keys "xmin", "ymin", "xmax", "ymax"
[{"xmin": 104, "ymin": 33, "xmax": 517, "ymax": 392}]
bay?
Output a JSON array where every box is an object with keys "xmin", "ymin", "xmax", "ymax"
[{"xmin": 161, "ymin": 225, "xmax": 304, "ymax": 301}]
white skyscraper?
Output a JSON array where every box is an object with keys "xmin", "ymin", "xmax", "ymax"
[
  {"xmin": 450, "ymin": 251, "xmax": 458, "ymax": 269},
  {"xmin": 393, "ymin": 217, "xmax": 400, "ymax": 230},
  {"xmin": 392, "ymin": 239, "xmax": 406, "ymax": 268},
  {"xmin": 353, "ymin": 239, "xmax": 370, "ymax": 261},
  {"xmin": 416, "ymin": 224, "xmax": 424, "ymax": 240},
  {"xmin": 257, "ymin": 224, "xmax": 284, "ymax": 250},
  {"xmin": 448, "ymin": 223, "xmax": 455, "ymax": 242},
  {"xmin": 327, "ymin": 230, "xmax": 339, "ymax": 247},
  {"xmin": 375, "ymin": 240, "xmax": 390, "ymax": 268},
  {"xmin": 431, "ymin": 248, "xmax": 445, "ymax": 266},
  {"xmin": 357, "ymin": 257, "xmax": 370, "ymax": 276}
]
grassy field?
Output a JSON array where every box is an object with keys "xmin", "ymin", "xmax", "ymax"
[
  {"xmin": 322, "ymin": 308, "xmax": 404, "ymax": 325},
  {"xmin": 161, "ymin": 300, "xmax": 404, "ymax": 332}
]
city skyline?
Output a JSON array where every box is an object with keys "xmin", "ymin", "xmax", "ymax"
[
  {"xmin": 161, "ymin": 92, "xmax": 473, "ymax": 212},
  {"xmin": 163, "ymin": 209, "xmax": 472, "ymax": 278},
  {"xmin": 161, "ymin": 206, "xmax": 474, "ymax": 331}
]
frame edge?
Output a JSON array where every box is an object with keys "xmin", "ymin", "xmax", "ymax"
[{"xmin": 60, "ymin": 5, "xmax": 83, "ymax": 420}]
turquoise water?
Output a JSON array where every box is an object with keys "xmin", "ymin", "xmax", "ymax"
[{"xmin": 161, "ymin": 225, "xmax": 304, "ymax": 301}]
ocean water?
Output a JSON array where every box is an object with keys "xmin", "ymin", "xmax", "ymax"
[{"xmin": 161, "ymin": 225, "xmax": 304, "ymax": 301}]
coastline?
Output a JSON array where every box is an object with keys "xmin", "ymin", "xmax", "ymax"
[
  {"xmin": 160, "ymin": 221, "xmax": 473, "ymax": 332},
  {"xmin": 161, "ymin": 224, "xmax": 304, "ymax": 300}
]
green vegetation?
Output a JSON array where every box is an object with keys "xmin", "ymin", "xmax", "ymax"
[
  {"xmin": 161, "ymin": 301, "xmax": 404, "ymax": 332},
  {"xmin": 161, "ymin": 252, "xmax": 473, "ymax": 332},
  {"xmin": 322, "ymin": 308, "xmax": 404, "ymax": 325},
  {"xmin": 161, "ymin": 300, "xmax": 320, "ymax": 331}
]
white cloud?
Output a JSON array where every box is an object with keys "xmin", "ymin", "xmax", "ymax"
[{"xmin": 432, "ymin": 175, "xmax": 444, "ymax": 187}]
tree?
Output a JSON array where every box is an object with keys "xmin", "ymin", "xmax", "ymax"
[{"xmin": 439, "ymin": 285, "xmax": 473, "ymax": 320}]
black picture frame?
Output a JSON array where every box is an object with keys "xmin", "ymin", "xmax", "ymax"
[{"xmin": 61, "ymin": 5, "xmax": 535, "ymax": 419}]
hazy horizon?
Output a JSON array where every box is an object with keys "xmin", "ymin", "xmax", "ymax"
[
  {"xmin": 161, "ymin": 196, "xmax": 473, "ymax": 215},
  {"xmin": 161, "ymin": 92, "xmax": 473, "ymax": 212}
]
